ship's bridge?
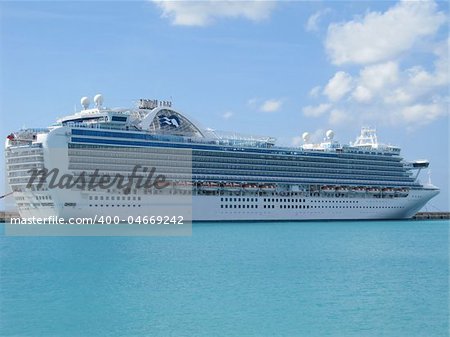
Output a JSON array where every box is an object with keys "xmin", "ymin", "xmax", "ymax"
[{"xmin": 58, "ymin": 94, "xmax": 130, "ymax": 126}]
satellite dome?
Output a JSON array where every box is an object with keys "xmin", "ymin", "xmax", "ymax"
[
  {"xmin": 81, "ymin": 97, "xmax": 90, "ymax": 110},
  {"xmin": 302, "ymin": 132, "xmax": 311, "ymax": 143},
  {"xmin": 326, "ymin": 129, "xmax": 334, "ymax": 140},
  {"xmin": 94, "ymin": 94, "xmax": 104, "ymax": 108}
]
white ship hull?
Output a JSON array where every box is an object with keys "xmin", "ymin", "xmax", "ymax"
[{"xmin": 11, "ymin": 183, "xmax": 439, "ymax": 221}]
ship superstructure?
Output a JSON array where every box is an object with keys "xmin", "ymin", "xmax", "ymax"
[{"xmin": 5, "ymin": 94, "xmax": 439, "ymax": 221}]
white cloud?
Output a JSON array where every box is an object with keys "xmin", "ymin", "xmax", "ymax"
[
  {"xmin": 302, "ymin": 103, "xmax": 331, "ymax": 117},
  {"xmin": 303, "ymin": 1, "xmax": 448, "ymax": 130},
  {"xmin": 222, "ymin": 111, "xmax": 233, "ymax": 120},
  {"xmin": 406, "ymin": 39, "xmax": 449, "ymax": 91},
  {"xmin": 152, "ymin": 1, "xmax": 277, "ymax": 26},
  {"xmin": 247, "ymin": 97, "xmax": 283, "ymax": 112},
  {"xmin": 351, "ymin": 61, "xmax": 399, "ymax": 102},
  {"xmin": 359, "ymin": 61, "xmax": 399, "ymax": 90},
  {"xmin": 400, "ymin": 101, "xmax": 447, "ymax": 125},
  {"xmin": 304, "ymin": 49, "xmax": 448, "ymax": 126},
  {"xmin": 384, "ymin": 88, "xmax": 412, "ymax": 105},
  {"xmin": 306, "ymin": 8, "xmax": 331, "ymax": 32},
  {"xmin": 323, "ymin": 71, "xmax": 353, "ymax": 102},
  {"xmin": 328, "ymin": 109, "xmax": 352, "ymax": 126},
  {"xmin": 303, "ymin": 51, "xmax": 448, "ymax": 127},
  {"xmin": 260, "ymin": 99, "xmax": 283, "ymax": 112},
  {"xmin": 325, "ymin": 0, "xmax": 446, "ymax": 65},
  {"xmin": 309, "ymin": 50, "xmax": 448, "ymax": 126},
  {"xmin": 352, "ymin": 86, "xmax": 372, "ymax": 103},
  {"xmin": 309, "ymin": 85, "xmax": 321, "ymax": 98}
]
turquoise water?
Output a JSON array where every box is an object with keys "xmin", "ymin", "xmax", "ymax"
[{"xmin": 0, "ymin": 220, "xmax": 448, "ymax": 337}]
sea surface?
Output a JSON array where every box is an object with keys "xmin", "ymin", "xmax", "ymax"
[{"xmin": 0, "ymin": 220, "xmax": 448, "ymax": 337}]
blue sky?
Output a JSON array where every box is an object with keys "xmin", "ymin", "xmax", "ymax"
[{"xmin": 1, "ymin": 1, "xmax": 448, "ymax": 211}]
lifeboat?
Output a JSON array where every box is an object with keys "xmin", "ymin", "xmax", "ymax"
[
  {"xmin": 382, "ymin": 188, "xmax": 395, "ymax": 196},
  {"xmin": 351, "ymin": 186, "xmax": 366, "ymax": 194},
  {"xmin": 243, "ymin": 183, "xmax": 259, "ymax": 192},
  {"xmin": 259, "ymin": 184, "xmax": 276, "ymax": 192},
  {"xmin": 175, "ymin": 181, "xmax": 193, "ymax": 190},
  {"xmin": 367, "ymin": 187, "xmax": 381, "ymax": 195},
  {"xmin": 201, "ymin": 182, "xmax": 220, "ymax": 191},
  {"xmin": 321, "ymin": 185, "xmax": 336, "ymax": 194},
  {"xmin": 396, "ymin": 188, "xmax": 409, "ymax": 197},
  {"xmin": 336, "ymin": 186, "xmax": 349, "ymax": 193},
  {"xmin": 224, "ymin": 182, "xmax": 241, "ymax": 192}
]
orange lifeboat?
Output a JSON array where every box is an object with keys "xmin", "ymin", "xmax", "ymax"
[
  {"xmin": 175, "ymin": 181, "xmax": 193, "ymax": 190},
  {"xmin": 336, "ymin": 186, "xmax": 349, "ymax": 193},
  {"xmin": 202, "ymin": 182, "xmax": 220, "ymax": 191},
  {"xmin": 351, "ymin": 186, "xmax": 366, "ymax": 194},
  {"xmin": 259, "ymin": 184, "xmax": 276, "ymax": 192},
  {"xmin": 224, "ymin": 182, "xmax": 241, "ymax": 192},
  {"xmin": 367, "ymin": 187, "xmax": 381, "ymax": 195},
  {"xmin": 321, "ymin": 185, "xmax": 336, "ymax": 194},
  {"xmin": 382, "ymin": 188, "xmax": 395, "ymax": 196},
  {"xmin": 243, "ymin": 183, "xmax": 259, "ymax": 192}
]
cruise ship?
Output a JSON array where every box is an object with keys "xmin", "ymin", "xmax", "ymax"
[{"xmin": 5, "ymin": 94, "xmax": 439, "ymax": 221}]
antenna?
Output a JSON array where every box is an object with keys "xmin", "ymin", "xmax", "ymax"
[
  {"xmin": 81, "ymin": 97, "xmax": 90, "ymax": 110},
  {"xmin": 94, "ymin": 94, "xmax": 104, "ymax": 108}
]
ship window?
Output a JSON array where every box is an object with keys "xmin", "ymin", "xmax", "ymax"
[{"xmin": 111, "ymin": 116, "xmax": 127, "ymax": 122}]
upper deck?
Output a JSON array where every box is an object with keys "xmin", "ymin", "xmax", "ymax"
[{"xmin": 50, "ymin": 95, "xmax": 402, "ymax": 159}]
